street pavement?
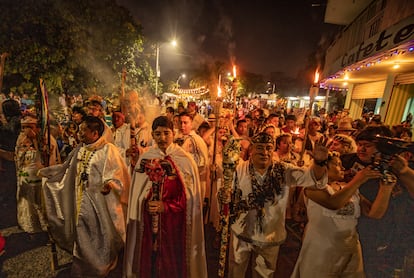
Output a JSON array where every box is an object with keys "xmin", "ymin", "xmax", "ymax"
[{"xmin": 0, "ymin": 158, "xmax": 301, "ymax": 277}]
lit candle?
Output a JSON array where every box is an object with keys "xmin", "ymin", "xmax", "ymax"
[{"xmin": 293, "ymin": 127, "xmax": 301, "ymax": 135}]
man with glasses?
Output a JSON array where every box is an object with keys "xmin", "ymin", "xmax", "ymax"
[{"xmin": 221, "ymin": 132, "xmax": 328, "ymax": 277}]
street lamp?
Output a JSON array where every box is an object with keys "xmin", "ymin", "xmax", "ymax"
[
  {"xmin": 155, "ymin": 40, "xmax": 177, "ymax": 96},
  {"xmin": 176, "ymin": 73, "xmax": 186, "ymax": 87}
]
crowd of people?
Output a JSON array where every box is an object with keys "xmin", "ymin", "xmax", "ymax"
[{"xmin": 0, "ymin": 90, "xmax": 413, "ymax": 277}]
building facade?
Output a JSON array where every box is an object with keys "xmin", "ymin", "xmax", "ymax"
[{"xmin": 321, "ymin": 0, "xmax": 414, "ymax": 126}]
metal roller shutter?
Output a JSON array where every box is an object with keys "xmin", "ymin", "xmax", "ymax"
[
  {"xmin": 395, "ymin": 73, "xmax": 414, "ymax": 85},
  {"xmin": 351, "ymin": 81, "xmax": 386, "ymax": 99}
]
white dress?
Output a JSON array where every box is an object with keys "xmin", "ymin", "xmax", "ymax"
[{"xmin": 291, "ymin": 184, "xmax": 365, "ymax": 278}]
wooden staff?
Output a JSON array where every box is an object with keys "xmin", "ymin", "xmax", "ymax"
[
  {"xmin": 206, "ymin": 100, "xmax": 222, "ymax": 222},
  {"xmin": 299, "ymin": 75, "xmax": 319, "ymax": 163},
  {"xmin": 218, "ymin": 136, "xmax": 240, "ymax": 278}
]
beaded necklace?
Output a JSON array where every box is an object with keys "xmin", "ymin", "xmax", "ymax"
[
  {"xmin": 247, "ymin": 161, "xmax": 286, "ymax": 229},
  {"xmin": 76, "ymin": 148, "xmax": 97, "ymax": 223}
]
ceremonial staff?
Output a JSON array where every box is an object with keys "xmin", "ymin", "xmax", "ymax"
[
  {"xmin": 151, "ymin": 177, "xmax": 162, "ymax": 278},
  {"xmin": 218, "ymin": 136, "xmax": 240, "ymax": 277},
  {"xmin": 207, "ymin": 98, "xmax": 222, "ymax": 222},
  {"xmin": 206, "ymin": 75, "xmax": 223, "ymax": 221},
  {"xmin": 138, "ymin": 158, "xmax": 167, "ymax": 278}
]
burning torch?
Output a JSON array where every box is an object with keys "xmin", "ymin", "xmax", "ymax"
[{"xmin": 299, "ymin": 70, "xmax": 320, "ymax": 162}]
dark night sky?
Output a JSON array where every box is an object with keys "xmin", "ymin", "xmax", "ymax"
[{"xmin": 117, "ymin": 0, "xmax": 340, "ymax": 80}]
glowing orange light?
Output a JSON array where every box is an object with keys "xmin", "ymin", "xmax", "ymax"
[
  {"xmin": 233, "ymin": 65, "xmax": 237, "ymax": 78},
  {"xmin": 217, "ymin": 86, "xmax": 222, "ymax": 98},
  {"xmin": 314, "ymin": 70, "xmax": 320, "ymax": 84},
  {"xmin": 293, "ymin": 127, "xmax": 300, "ymax": 135}
]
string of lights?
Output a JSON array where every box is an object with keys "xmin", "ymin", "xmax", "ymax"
[
  {"xmin": 174, "ymin": 86, "xmax": 209, "ymax": 96},
  {"xmin": 320, "ymin": 44, "xmax": 414, "ymax": 91}
]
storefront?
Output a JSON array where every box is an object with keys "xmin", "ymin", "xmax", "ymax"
[{"xmin": 321, "ymin": 0, "xmax": 414, "ymax": 126}]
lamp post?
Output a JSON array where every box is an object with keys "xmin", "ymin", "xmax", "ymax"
[
  {"xmin": 176, "ymin": 73, "xmax": 186, "ymax": 87},
  {"xmin": 155, "ymin": 40, "xmax": 177, "ymax": 96}
]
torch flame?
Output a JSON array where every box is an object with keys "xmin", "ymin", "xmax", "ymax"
[
  {"xmin": 293, "ymin": 127, "xmax": 300, "ymax": 135},
  {"xmin": 233, "ymin": 65, "xmax": 237, "ymax": 78},
  {"xmin": 314, "ymin": 70, "xmax": 320, "ymax": 84}
]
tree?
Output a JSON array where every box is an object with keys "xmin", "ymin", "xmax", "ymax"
[{"xmin": 0, "ymin": 0, "xmax": 154, "ymax": 97}]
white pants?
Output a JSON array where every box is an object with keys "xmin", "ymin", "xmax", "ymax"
[{"xmin": 229, "ymin": 234, "xmax": 280, "ymax": 278}]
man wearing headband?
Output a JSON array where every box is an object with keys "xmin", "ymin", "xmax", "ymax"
[
  {"xmin": 221, "ymin": 132, "xmax": 328, "ymax": 277},
  {"xmin": 15, "ymin": 115, "xmax": 60, "ymax": 234}
]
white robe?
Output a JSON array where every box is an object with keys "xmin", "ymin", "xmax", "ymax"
[
  {"xmin": 124, "ymin": 143, "xmax": 208, "ymax": 278},
  {"xmin": 39, "ymin": 136, "xmax": 130, "ymax": 277},
  {"xmin": 113, "ymin": 122, "xmax": 131, "ymax": 165},
  {"xmin": 180, "ymin": 130, "xmax": 210, "ymax": 199}
]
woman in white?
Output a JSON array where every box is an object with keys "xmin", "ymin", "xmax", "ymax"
[{"xmin": 291, "ymin": 152, "xmax": 395, "ymax": 278}]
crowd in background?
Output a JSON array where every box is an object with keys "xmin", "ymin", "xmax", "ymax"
[{"xmin": 0, "ymin": 89, "xmax": 413, "ymax": 277}]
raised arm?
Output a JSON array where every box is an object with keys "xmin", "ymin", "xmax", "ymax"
[
  {"xmin": 305, "ymin": 166, "xmax": 382, "ymax": 210},
  {"xmin": 310, "ymin": 143, "xmax": 329, "ymax": 180}
]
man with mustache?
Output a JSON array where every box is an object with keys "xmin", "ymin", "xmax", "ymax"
[{"xmin": 221, "ymin": 132, "xmax": 328, "ymax": 277}]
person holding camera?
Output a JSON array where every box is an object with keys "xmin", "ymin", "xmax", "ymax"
[
  {"xmin": 291, "ymin": 152, "xmax": 394, "ymax": 277},
  {"xmin": 341, "ymin": 126, "xmax": 414, "ymax": 277}
]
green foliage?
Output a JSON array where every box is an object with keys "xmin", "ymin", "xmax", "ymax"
[{"xmin": 0, "ymin": 0, "xmax": 155, "ymax": 97}]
